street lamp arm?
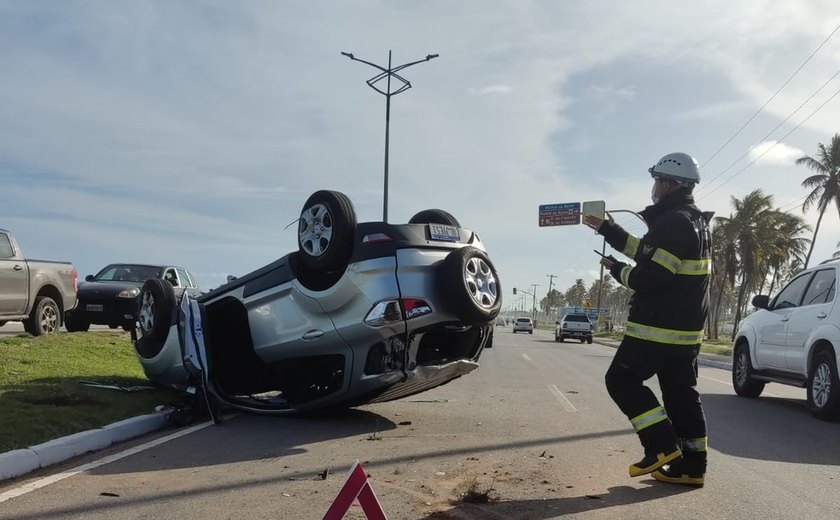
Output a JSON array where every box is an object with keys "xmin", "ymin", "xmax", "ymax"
[
  {"xmin": 390, "ymin": 54, "xmax": 439, "ymax": 73},
  {"xmin": 340, "ymin": 52, "xmax": 390, "ymax": 73}
]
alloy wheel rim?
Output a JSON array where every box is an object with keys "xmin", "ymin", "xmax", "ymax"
[
  {"xmin": 812, "ymin": 363, "xmax": 831, "ymax": 408},
  {"xmin": 42, "ymin": 305, "xmax": 57, "ymax": 333},
  {"xmin": 464, "ymin": 256, "xmax": 497, "ymax": 309},
  {"xmin": 735, "ymin": 351, "xmax": 749, "ymax": 387},
  {"xmin": 139, "ymin": 291, "xmax": 156, "ymax": 334},
  {"xmin": 299, "ymin": 203, "xmax": 333, "ymax": 257}
]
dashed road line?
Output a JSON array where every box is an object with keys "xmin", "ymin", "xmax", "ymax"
[{"xmin": 549, "ymin": 384, "xmax": 578, "ymax": 412}]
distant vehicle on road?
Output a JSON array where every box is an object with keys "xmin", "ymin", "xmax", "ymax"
[
  {"xmin": 512, "ymin": 317, "xmax": 534, "ymax": 334},
  {"xmin": 0, "ymin": 229, "xmax": 77, "ymax": 335},
  {"xmin": 65, "ymin": 264, "xmax": 201, "ymax": 332},
  {"xmin": 555, "ymin": 313, "xmax": 594, "ymax": 343},
  {"xmin": 732, "ymin": 258, "xmax": 840, "ymax": 420},
  {"xmin": 130, "ymin": 190, "xmax": 500, "ymax": 416}
]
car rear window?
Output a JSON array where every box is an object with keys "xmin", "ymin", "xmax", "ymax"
[
  {"xmin": 516, "ymin": 318, "xmax": 531, "ymax": 323},
  {"xmin": 564, "ymin": 315, "xmax": 590, "ymax": 322}
]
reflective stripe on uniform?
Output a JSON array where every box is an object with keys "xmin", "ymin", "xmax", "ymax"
[
  {"xmin": 625, "ymin": 321, "xmax": 704, "ymax": 345},
  {"xmin": 676, "ymin": 258, "xmax": 711, "ymax": 275},
  {"xmin": 680, "ymin": 436, "xmax": 708, "ymax": 452},
  {"xmin": 622, "ymin": 234, "xmax": 640, "ymax": 257},
  {"xmin": 651, "ymin": 247, "xmax": 681, "ymax": 274},
  {"xmin": 620, "ymin": 264, "xmax": 632, "ymax": 286},
  {"xmin": 630, "ymin": 405, "xmax": 668, "ymax": 432}
]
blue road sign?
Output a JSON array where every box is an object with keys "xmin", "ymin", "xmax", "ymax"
[{"xmin": 539, "ymin": 202, "xmax": 581, "ymax": 226}]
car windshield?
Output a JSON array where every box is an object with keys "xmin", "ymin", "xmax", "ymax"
[{"xmin": 95, "ymin": 265, "xmax": 161, "ymax": 283}]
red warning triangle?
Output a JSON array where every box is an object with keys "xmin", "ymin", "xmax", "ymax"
[{"xmin": 322, "ymin": 461, "xmax": 388, "ymax": 520}]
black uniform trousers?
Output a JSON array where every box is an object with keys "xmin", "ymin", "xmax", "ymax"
[{"xmin": 605, "ymin": 335, "xmax": 707, "ymax": 454}]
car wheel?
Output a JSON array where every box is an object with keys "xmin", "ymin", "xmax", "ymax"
[
  {"xmin": 408, "ymin": 209, "xmax": 461, "ymax": 227},
  {"xmin": 587, "ymin": 337, "xmax": 593, "ymax": 344},
  {"xmin": 25, "ymin": 296, "xmax": 60, "ymax": 336},
  {"xmin": 64, "ymin": 313, "xmax": 90, "ymax": 333},
  {"xmin": 297, "ymin": 190, "xmax": 356, "ymax": 273},
  {"xmin": 807, "ymin": 350, "xmax": 840, "ymax": 421},
  {"xmin": 732, "ymin": 341, "xmax": 765, "ymax": 398},
  {"xmin": 529, "ymin": 330, "xmax": 533, "ymax": 334},
  {"xmin": 134, "ymin": 278, "xmax": 176, "ymax": 359},
  {"xmin": 440, "ymin": 247, "xmax": 501, "ymax": 323},
  {"xmin": 0, "ymin": 321, "xmax": 5, "ymax": 327}
]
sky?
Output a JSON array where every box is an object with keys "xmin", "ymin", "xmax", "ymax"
[{"xmin": 2, "ymin": 1, "xmax": 840, "ymax": 311}]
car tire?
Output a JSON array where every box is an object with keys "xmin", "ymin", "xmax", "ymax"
[
  {"xmin": 134, "ymin": 278, "xmax": 176, "ymax": 359},
  {"xmin": 440, "ymin": 247, "xmax": 501, "ymax": 323},
  {"xmin": 297, "ymin": 190, "xmax": 356, "ymax": 273},
  {"xmin": 807, "ymin": 350, "xmax": 840, "ymax": 421},
  {"xmin": 529, "ymin": 330, "xmax": 533, "ymax": 334},
  {"xmin": 0, "ymin": 321, "xmax": 5, "ymax": 327},
  {"xmin": 24, "ymin": 296, "xmax": 60, "ymax": 336},
  {"xmin": 732, "ymin": 341, "xmax": 765, "ymax": 398},
  {"xmin": 64, "ymin": 313, "xmax": 91, "ymax": 333},
  {"xmin": 587, "ymin": 337, "xmax": 593, "ymax": 344},
  {"xmin": 408, "ymin": 209, "xmax": 461, "ymax": 227}
]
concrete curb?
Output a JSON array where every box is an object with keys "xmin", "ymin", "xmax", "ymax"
[
  {"xmin": 592, "ymin": 338, "xmax": 733, "ymax": 371},
  {"xmin": 0, "ymin": 411, "xmax": 170, "ymax": 482}
]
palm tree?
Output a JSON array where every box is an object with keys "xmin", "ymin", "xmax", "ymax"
[
  {"xmin": 796, "ymin": 133, "xmax": 840, "ymax": 268},
  {"xmin": 764, "ymin": 211, "xmax": 810, "ymax": 295},
  {"xmin": 726, "ymin": 190, "xmax": 776, "ymax": 338}
]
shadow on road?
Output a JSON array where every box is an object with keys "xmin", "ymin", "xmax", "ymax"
[
  {"xmin": 88, "ymin": 408, "xmax": 398, "ymax": 475},
  {"xmin": 703, "ymin": 393, "xmax": 840, "ymax": 465},
  {"xmin": 418, "ymin": 482, "xmax": 694, "ymax": 519}
]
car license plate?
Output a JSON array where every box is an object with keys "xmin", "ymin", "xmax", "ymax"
[
  {"xmin": 429, "ymin": 224, "xmax": 459, "ymax": 241},
  {"xmin": 86, "ymin": 304, "xmax": 104, "ymax": 312}
]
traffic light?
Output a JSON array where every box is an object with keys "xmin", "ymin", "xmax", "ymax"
[{"xmin": 513, "ymin": 288, "xmax": 517, "ymax": 295}]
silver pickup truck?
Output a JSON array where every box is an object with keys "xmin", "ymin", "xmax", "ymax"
[{"xmin": 0, "ymin": 229, "xmax": 77, "ymax": 335}]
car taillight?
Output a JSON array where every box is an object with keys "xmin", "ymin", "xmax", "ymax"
[
  {"xmin": 400, "ymin": 298, "xmax": 432, "ymax": 319},
  {"xmin": 364, "ymin": 298, "xmax": 432, "ymax": 326}
]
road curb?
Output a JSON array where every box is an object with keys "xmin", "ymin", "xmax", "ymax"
[
  {"xmin": 593, "ymin": 338, "xmax": 733, "ymax": 371},
  {"xmin": 0, "ymin": 411, "xmax": 171, "ymax": 482}
]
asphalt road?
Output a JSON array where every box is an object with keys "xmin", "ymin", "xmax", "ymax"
[{"xmin": 1, "ymin": 327, "xmax": 837, "ymax": 519}]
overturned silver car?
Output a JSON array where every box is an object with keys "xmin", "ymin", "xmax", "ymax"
[{"xmin": 131, "ymin": 190, "xmax": 500, "ymax": 415}]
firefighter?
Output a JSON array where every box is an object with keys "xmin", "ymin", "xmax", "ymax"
[{"xmin": 583, "ymin": 152, "xmax": 712, "ymax": 487}]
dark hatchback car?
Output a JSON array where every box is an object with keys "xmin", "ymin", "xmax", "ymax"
[{"xmin": 65, "ymin": 263, "xmax": 201, "ymax": 332}]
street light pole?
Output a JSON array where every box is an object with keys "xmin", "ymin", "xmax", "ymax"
[{"xmin": 341, "ymin": 50, "xmax": 439, "ymax": 223}]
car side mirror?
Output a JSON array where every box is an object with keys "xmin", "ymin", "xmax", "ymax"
[
  {"xmin": 752, "ymin": 295, "xmax": 770, "ymax": 310},
  {"xmin": 85, "ymin": 274, "xmax": 94, "ymax": 282},
  {"xmin": 556, "ymin": 321, "xmax": 561, "ymax": 325}
]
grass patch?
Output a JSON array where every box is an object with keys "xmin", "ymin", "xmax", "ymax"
[{"xmin": 0, "ymin": 331, "xmax": 186, "ymax": 452}]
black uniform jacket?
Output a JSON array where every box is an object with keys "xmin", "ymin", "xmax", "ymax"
[{"xmin": 600, "ymin": 189, "xmax": 713, "ymax": 346}]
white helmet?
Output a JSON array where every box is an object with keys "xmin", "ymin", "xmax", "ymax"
[{"xmin": 648, "ymin": 152, "xmax": 700, "ymax": 185}]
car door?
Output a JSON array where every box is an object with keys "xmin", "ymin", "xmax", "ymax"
[
  {"xmin": 0, "ymin": 234, "xmax": 27, "ymax": 315},
  {"xmin": 785, "ymin": 267, "xmax": 837, "ymax": 372},
  {"xmin": 754, "ymin": 273, "xmax": 811, "ymax": 370},
  {"xmin": 176, "ymin": 267, "xmax": 202, "ymax": 298}
]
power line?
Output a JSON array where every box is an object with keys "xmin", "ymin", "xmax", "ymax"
[
  {"xmin": 700, "ymin": 22, "xmax": 840, "ymax": 169},
  {"xmin": 698, "ymin": 84, "xmax": 840, "ymax": 201},
  {"xmin": 697, "ymin": 67, "xmax": 840, "ymax": 195}
]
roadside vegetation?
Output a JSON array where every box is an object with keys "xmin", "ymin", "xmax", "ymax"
[{"xmin": 0, "ymin": 331, "xmax": 186, "ymax": 453}]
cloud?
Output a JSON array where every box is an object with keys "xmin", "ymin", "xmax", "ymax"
[
  {"xmin": 748, "ymin": 140, "xmax": 806, "ymax": 165},
  {"xmin": 469, "ymin": 84, "xmax": 513, "ymax": 95}
]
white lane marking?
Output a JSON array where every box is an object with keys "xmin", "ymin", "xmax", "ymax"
[
  {"xmin": 699, "ymin": 374, "xmax": 781, "ymax": 397},
  {"xmin": 521, "ymin": 354, "xmax": 533, "ymax": 363},
  {"xmin": 0, "ymin": 420, "xmax": 216, "ymax": 503},
  {"xmin": 549, "ymin": 384, "xmax": 578, "ymax": 412}
]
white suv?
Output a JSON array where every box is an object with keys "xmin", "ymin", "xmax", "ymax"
[
  {"xmin": 512, "ymin": 317, "xmax": 534, "ymax": 334},
  {"xmin": 732, "ymin": 258, "xmax": 840, "ymax": 420}
]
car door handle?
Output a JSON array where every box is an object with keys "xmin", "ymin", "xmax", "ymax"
[
  {"xmin": 780, "ymin": 317, "xmax": 789, "ymax": 322},
  {"xmin": 817, "ymin": 312, "xmax": 827, "ymax": 319},
  {"xmin": 13, "ymin": 264, "xmax": 23, "ymax": 271},
  {"xmin": 302, "ymin": 329, "xmax": 325, "ymax": 340}
]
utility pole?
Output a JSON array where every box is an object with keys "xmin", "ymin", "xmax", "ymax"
[
  {"xmin": 546, "ymin": 274, "xmax": 557, "ymax": 315},
  {"xmin": 341, "ymin": 50, "xmax": 439, "ymax": 223},
  {"xmin": 531, "ymin": 283, "xmax": 539, "ymax": 322}
]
